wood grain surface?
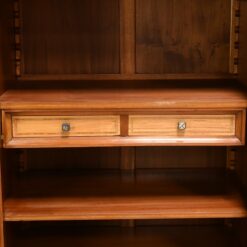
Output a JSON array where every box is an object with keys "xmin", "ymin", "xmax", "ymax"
[
  {"xmin": 1, "ymin": 83, "xmax": 247, "ymax": 110},
  {"xmin": 129, "ymin": 115, "xmax": 236, "ymax": 137},
  {"xmin": 136, "ymin": 0, "xmax": 232, "ymax": 74},
  {"xmin": 12, "ymin": 115, "xmax": 120, "ymax": 137},
  {"xmin": 20, "ymin": 0, "xmax": 120, "ymax": 75}
]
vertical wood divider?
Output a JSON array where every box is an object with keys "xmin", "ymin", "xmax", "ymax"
[
  {"xmin": 120, "ymin": 114, "xmax": 136, "ymax": 228},
  {"xmin": 120, "ymin": 0, "xmax": 136, "ymax": 74},
  {"xmin": 121, "ymin": 147, "xmax": 135, "ymax": 171},
  {"xmin": 120, "ymin": 147, "xmax": 136, "ymax": 228},
  {"xmin": 120, "ymin": 115, "xmax": 135, "ymax": 175}
]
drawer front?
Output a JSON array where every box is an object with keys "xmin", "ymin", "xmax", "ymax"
[
  {"xmin": 12, "ymin": 116, "xmax": 120, "ymax": 137},
  {"xmin": 129, "ymin": 115, "xmax": 236, "ymax": 137},
  {"xmin": 2, "ymin": 111, "xmax": 245, "ymax": 147}
]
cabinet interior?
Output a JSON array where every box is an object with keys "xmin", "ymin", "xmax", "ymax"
[{"xmin": 0, "ymin": 0, "xmax": 247, "ymax": 247}]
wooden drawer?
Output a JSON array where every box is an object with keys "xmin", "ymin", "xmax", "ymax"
[
  {"xmin": 2, "ymin": 111, "xmax": 245, "ymax": 148},
  {"xmin": 12, "ymin": 116, "xmax": 120, "ymax": 138},
  {"xmin": 129, "ymin": 115, "xmax": 237, "ymax": 137}
]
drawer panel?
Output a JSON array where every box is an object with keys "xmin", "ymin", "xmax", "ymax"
[
  {"xmin": 129, "ymin": 115, "xmax": 236, "ymax": 137},
  {"xmin": 12, "ymin": 116, "xmax": 120, "ymax": 137},
  {"xmin": 2, "ymin": 111, "xmax": 245, "ymax": 148}
]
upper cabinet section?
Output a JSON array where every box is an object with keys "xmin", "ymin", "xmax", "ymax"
[{"xmin": 14, "ymin": 0, "xmax": 239, "ymax": 80}]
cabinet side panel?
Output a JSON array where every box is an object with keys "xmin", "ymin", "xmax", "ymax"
[
  {"xmin": 235, "ymin": 147, "xmax": 247, "ymax": 247},
  {"xmin": 238, "ymin": 0, "xmax": 247, "ymax": 84},
  {"xmin": 0, "ymin": 0, "xmax": 15, "ymax": 91},
  {"xmin": 236, "ymin": 0, "xmax": 247, "ymax": 232},
  {"xmin": 0, "ymin": 0, "xmax": 14, "ymax": 245},
  {"xmin": 0, "ymin": 150, "xmax": 4, "ymax": 247}
]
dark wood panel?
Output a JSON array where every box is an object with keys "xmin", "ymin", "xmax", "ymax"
[
  {"xmin": 16, "ymin": 147, "xmax": 225, "ymax": 171},
  {"xmin": 136, "ymin": 147, "xmax": 226, "ymax": 169},
  {"xmin": 20, "ymin": 0, "xmax": 120, "ymax": 75},
  {"xmin": 235, "ymin": 146, "xmax": 247, "ymax": 190},
  {"xmin": 235, "ymin": 219, "xmax": 247, "ymax": 247},
  {"xmin": 10, "ymin": 224, "xmax": 238, "ymax": 247},
  {"xmin": 0, "ymin": 0, "xmax": 15, "ymax": 91},
  {"xmin": 120, "ymin": 0, "xmax": 135, "ymax": 74},
  {"xmin": 136, "ymin": 0, "xmax": 232, "ymax": 74},
  {"xmin": 25, "ymin": 148, "xmax": 120, "ymax": 170}
]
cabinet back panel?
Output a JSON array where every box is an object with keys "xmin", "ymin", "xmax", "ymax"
[
  {"xmin": 20, "ymin": 0, "xmax": 120, "ymax": 75},
  {"xmin": 24, "ymin": 148, "xmax": 121, "ymax": 170},
  {"xmin": 136, "ymin": 0, "xmax": 232, "ymax": 74},
  {"xmin": 0, "ymin": 0, "xmax": 15, "ymax": 89},
  {"xmin": 136, "ymin": 147, "xmax": 226, "ymax": 169},
  {"xmin": 20, "ymin": 147, "xmax": 226, "ymax": 170}
]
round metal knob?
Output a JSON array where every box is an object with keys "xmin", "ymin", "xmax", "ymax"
[
  {"xmin": 62, "ymin": 123, "xmax": 71, "ymax": 132},
  {"xmin": 178, "ymin": 121, "xmax": 186, "ymax": 130}
]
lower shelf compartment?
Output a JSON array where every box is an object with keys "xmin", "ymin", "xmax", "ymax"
[
  {"xmin": 9, "ymin": 223, "xmax": 240, "ymax": 247},
  {"xmin": 4, "ymin": 169, "xmax": 247, "ymax": 221}
]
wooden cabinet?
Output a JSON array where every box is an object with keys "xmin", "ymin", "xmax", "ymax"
[{"xmin": 0, "ymin": 0, "xmax": 247, "ymax": 247}]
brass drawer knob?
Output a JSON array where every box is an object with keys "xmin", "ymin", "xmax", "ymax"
[
  {"xmin": 178, "ymin": 121, "xmax": 186, "ymax": 130},
  {"xmin": 62, "ymin": 123, "xmax": 71, "ymax": 132}
]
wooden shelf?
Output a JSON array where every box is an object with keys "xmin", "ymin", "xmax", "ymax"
[
  {"xmin": 10, "ymin": 224, "xmax": 239, "ymax": 247},
  {"xmin": 4, "ymin": 170, "xmax": 247, "ymax": 221},
  {"xmin": 1, "ymin": 81, "xmax": 247, "ymax": 110}
]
